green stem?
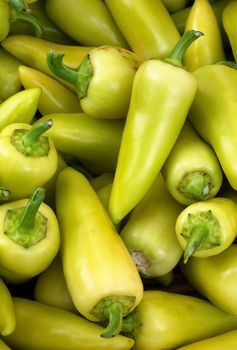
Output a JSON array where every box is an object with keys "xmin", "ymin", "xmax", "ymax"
[
  {"xmin": 9, "ymin": 0, "xmax": 29, "ymax": 13},
  {"xmin": 21, "ymin": 119, "xmax": 52, "ymax": 148},
  {"xmin": 164, "ymin": 30, "xmax": 204, "ymax": 67},
  {"xmin": 183, "ymin": 224, "xmax": 209, "ymax": 264},
  {"xmin": 217, "ymin": 60, "xmax": 237, "ymax": 69},
  {"xmin": 100, "ymin": 302, "xmax": 124, "ymax": 338},
  {"xmin": 10, "ymin": 8, "xmax": 44, "ymax": 38}
]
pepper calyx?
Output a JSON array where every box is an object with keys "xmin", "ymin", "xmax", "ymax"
[{"xmin": 178, "ymin": 171, "xmax": 213, "ymax": 201}]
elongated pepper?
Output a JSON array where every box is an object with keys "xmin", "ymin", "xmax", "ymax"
[
  {"xmin": 109, "ymin": 30, "xmax": 201, "ymax": 223},
  {"xmin": 56, "ymin": 167, "xmax": 143, "ymax": 338},
  {"xmin": 222, "ymin": 1, "xmax": 237, "ymax": 62},
  {"xmin": 0, "ymin": 279, "xmax": 15, "ymax": 336}
]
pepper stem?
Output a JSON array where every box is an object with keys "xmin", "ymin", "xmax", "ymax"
[
  {"xmin": 21, "ymin": 119, "xmax": 52, "ymax": 148},
  {"xmin": 183, "ymin": 224, "xmax": 209, "ymax": 263},
  {"xmin": 100, "ymin": 301, "xmax": 123, "ymax": 338},
  {"xmin": 217, "ymin": 61, "xmax": 237, "ymax": 69},
  {"xmin": 178, "ymin": 171, "xmax": 212, "ymax": 201},
  {"xmin": 9, "ymin": 0, "xmax": 29, "ymax": 13},
  {"xmin": 164, "ymin": 30, "xmax": 204, "ymax": 68}
]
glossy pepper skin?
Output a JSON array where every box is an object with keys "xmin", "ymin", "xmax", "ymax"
[
  {"xmin": 162, "ymin": 120, "xmax": 223, "ymax": 205},
  {"xmin": 109, "ymin": 30, "xmax": 201, "ymax": 223},
  {"xmin": 121, "ymin": 290, "xmax": 237, "ymax": 350},
  {"xmin": 176, "ymin": 197, "xmax": 237, "ymax": 263},
  {"xmin": 222, "ymin": 1, "xmax": 237, "ymax": 62},
  {"xmin": 0, "ymin": 279, "xmax": 15, "ymax": 336},
  {"xmin": 177, "ymin": 329, "xmax": 237, "ymax": 350},
  {"xmin": 47, "ymin": 45, "xmax": 143, "ymax": 119},
  {"xmin": 105, "ymin": 0, "xmax": 180, "ymax": 60},
  {"xmin": 0, "ymin": 87, "xmax": 41, "ymax": 131},
  {"xmin": 183, "ymin": 0, "xmax": 225, "ymax": 71},
  {"xmin": 1, "ymin": 297, "xmax": 135, "ymax": 350},
  {"xmin": 56, "ymin": 167, "xmax": 143, "ymax": 338},
  {"xmin": 0, "ymin": 187, "xmax": 60, "ymax": 284},
  {"xmin": 35, "ymin": 113, "xmax": 124, "ymax": 174},
  {"xmin": 180, "ymin": 243, "xmax": 237, "ymax": 316},
  {"xmin": 120, "ymin": 173, "xmax": 184, "ymax": 278},
  {"xmin": 1, "ymin": 34, "xmax": 93, "ymax": 91},
  {"xmin": 45, "ymin": 0, "xmax": 129, "ymax": 48},
  {"xmin": 18, "ymin": 65, "xmax": 82, "ymax": 115},
  {"xmin": 188, "ymin": 63, "xmax": 237, "ymax": 190},
  {"xmin": 0, "ymin": 120, "xmax": 58, "ymax": 200}
]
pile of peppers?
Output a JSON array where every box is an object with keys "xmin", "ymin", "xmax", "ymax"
[{"xmin": 1, "ymin": 0, "xmax": 237, "ymax": 349}]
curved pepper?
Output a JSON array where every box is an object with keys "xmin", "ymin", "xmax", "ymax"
[
  {"xmin": 1, "ymin": 34, "xmax": 93, "ymax": 91},
  {"xmin": 162, "ymin": 120, "xmax": 223, "ymax": 205},
  {"xmin": 18, "ymin": 65, "xmax": 82, "ymax": 115},
  {"xmin": 34, "ymin": 255, "xmax": 77, "ymax": 313},
  {"xmin": 188, "ymin": 62, "xmax": 237, "ymax": 190},
  {"xmin": 0, "ymin": 87, "xmax": 41, "ymax": 131},
  {"xmin": 35, "ymin": 113, "xmax": 124, "ymax": 174},
  {"xmin": 0, "ymin": 279, "xmax": 15, "ymax": 336},
  {"xmin": 0, "ymin": 48, "xmax": 22, "ymax": 101},
  {"xmin": 0, "ymin": 119, "xmax": 58, "ymax": 199},
  {"xmin": 175, "ymin": 197, "xmax": 237, "ymax": 263},
  {"xmin": 120, "ymin": 173, "xmax": 184, "ymax": 278},
  {"xmin": 222, "ymin": 1, "xmax": 237, "ymax": 62},
  {"xmin": 45, "ymin": 0, "xmax": 129, "ymax": 48},
  {"xmin": 0, "ymin": 187, "xmax": 60, "ymax": 284},
  {"xmin": 105, "ymin": 0, "xmax": 180, "ymax": 60},
  {"xmin": 177, "ymin": 329, "xmax": 237, "ymax": 350},
  {"xmin": 47, "ymin": 45, "xmax": 143, "ymax": 119},
  {"xmin": 1, "ymin": 297, "xmax": 135, "ymax": 350},
  {"xmin": 56, "ymin": 167, "xmax": 143, "ymax": 338},
  {"xmin": 183, "ymin": 0, "xmax": 225, "ymax": 71},
  {"xmin": 121, "ymin": 290, "xmax": 237, "ymax": 350},
  {"xmin": 109, "ymin": 30, "xmax": 201, "ymax": 223}
]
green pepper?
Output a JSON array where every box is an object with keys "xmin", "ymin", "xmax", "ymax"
[
  {"xmin": 0, "ymin": 279, "xmax": 15, "ymax": 336},
  {"xmin": 56, "ymin": 167, "xmax": 143, "ymax": 338},
  {"xmin": 0, "ymin": 119, "xmax": 58, "ymax": 200},
  {"xmin": 0, "ymin": 187, "xmax": 60, "ymax": 284},
  {"xmin": 176, "ymin": 197, "xmax": 237, "ymax": 263},
  {"xmin": 34, "ymin": 255, "xmax": 78, "ymax": 313},
  {"xmin": 35, "ymin": 113, "xmax": 124, "ymax": 174},
  {"xmin": 109, "ymin": 30, "xmax": 201, "ymax": 224},
  {"xmin": 45, "ymin": 0, "xmax": 129, "ymax": 48},
  {"xmin": 183, "ymin": 0, "xmax": 225, "ymax": 71},
  {"xmin": 18, "ymin": 65, "xmax": 83, "ymax": 115},
  {"xmin": 162, "ymin": 120, "xmax": 223, "ymax": 205},
  {"xmin": 1, "ymin": 297, "xmax": 135, "ymax": 350},
  {"xmin": 0, "ymin": 87, "xmax": 41, "ymax": 131},
  {"xmin": 47, "ymin": 45, "xmax": 143, "ymax": 119},
  {"xmin": 0, "ymin": 48, "xmax": 22, "ymax": 101},
  {"xmin": 1, "ymin": 34, "xmax": 93, "ymax": 91},
  {"xmin": 120, "ymin": 173, "xmax": 184, "ymax": 278},
  {"xmin": 177, "ymin": 329, "xmax": 237, "ymax": 350},
  {"xmin": 222, "ymin": 1, "xmax": 237, "ymax": 62},
  {"xmin": 188, "ymin": 62, "xmax": 237, "ymax": 190},
  {"xmin": 180, "ymin": 243, "xmax": 237, "ymax": 316},
  {"xmin": 121, "ymin": 290, "xmax": 237, "ymax": 350},
  {"xmin": 105, "ymin": 0, "xmax": 180, "ymax": 60}
]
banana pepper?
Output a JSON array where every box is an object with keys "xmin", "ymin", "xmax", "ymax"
[
  {"xmin": 56, "ymin": 167, "xmax": 143, "ymax": 338},
  {"xmin": 222, "ymin": 1, "xmax": 237, "ymax": 62},
  {"xmin": 109, "ymin": 30, "xmax": 201, "ymax": 223},
  {"xmin": 0, "ymin": 279, "xmax": 15, "ymax": 336},
  {"xmin": 121, "ymin": 290, "xmax": 237, "ymax": 350}
]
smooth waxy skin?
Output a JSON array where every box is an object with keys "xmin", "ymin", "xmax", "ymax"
[
  {"xmin": 0, "ymin": 279, "xmax": 15, "ymax": 336},
  {"xmin": 223, "ymin": 1, "xmax": 237, "ymax": 62}
]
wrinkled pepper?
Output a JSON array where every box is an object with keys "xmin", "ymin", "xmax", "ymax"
[
  {"xmin": 56, "ymin": 167, "xmax": 143, "ymax": 338},
  {"xmin": 109, "ymin": 30, "xmax": 201, "ymax": 223},
  {"xmin": 0, "ymin": 87, "xmax": 41, "ymax": 131},
  {"xmin": 188, "ymin": 62, "xmax": 237, "ymax": 190},
  {"xmin": 105, "ymin": 0, "xmax": 180, "ymax": 60},
  {"xmin": 35, "ymin": 113, "xmax": 124, "ymax": 174},
  {"xmin": 162, "ymin": 120, "xmax": 223, "ymax": 205},
  {"xmin": 183, "ymin": 0, "xmax": 225, "ymax": 71},
  {"xmin": 0, "ymin": 187, "xmax": 60, "ymax": 284},
  {"xmin": 1, "ymin": 297, "xmax": 135, "ymax": 350},
  {"xmin": 18, "ymin": 65, "xmax": 82, "ymax": 115},
  {"xmin": 0, "ymin": 119, "xmax": 58, "ymax": 199},
  {"xmin": 177, "ymin": 329, "xmax": 237, "ymax": 350},
  {"xmin": 45, "ymin": 0, "xmax": 129, "ymax": 48},
  {"xmin": 222, "ymin": 1, "xmax": 237, "ymax": 62},
  {"xmin": 120, "ymin": 173, "xmax": 184, "ymax": 278},
  {"xmin": 1, "ymin": 34, "xmax": 93, "ymax": 91},
  {"xmin": 180, "ymin": 243, "xmax": 237, "ymax": 316},
  {"xmin": 175, "ymin": 197, "xmax": 237, "ymax": 263},
  {"xmin": 0, "ymin": 279, "xmax": 15, "ymax": 336},
  {"xmin": 121, "ymin": 290, "xmax": 237, "ymax": 350},
  {"xmin": 47, "ymin": 45, "xmax": 143, "ymax": 119}
]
